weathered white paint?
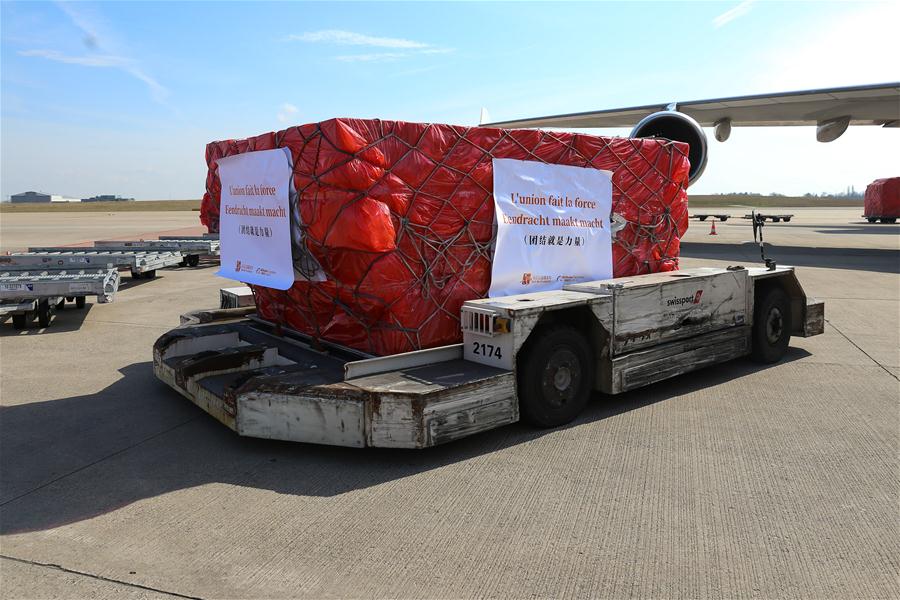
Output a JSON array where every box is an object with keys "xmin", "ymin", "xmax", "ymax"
[
  {"xmin": 568, "ymin": 268, "xmax": 750, "ymax": 355},
  {"xmin": 608, "ymin": 326, "xmax": 750, "ymax": 394},
  {"xmin": 158, "ymin": 332, "xmax": 241, "ymax": 360},
  {"xmin": 344, "ymin": 344, "xmax": 463, "ymax": 380},
  {"xmin": 238, "ymin": 392, "xmax": 366, "ymax": 447}
]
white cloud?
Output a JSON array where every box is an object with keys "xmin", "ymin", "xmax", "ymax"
[
  {"xmin": 19, "ymin": 48, "xmax": 169, "ymax": 103},
  {"xmin": 287, "ymin": 30, "xmax": 429, "ymax": 49},
  {"xmin": 285, "ymin": 29, "xmax": 453, "ymax": 62},
  {"xmin": 277, "ymin": 103, "xmax": 299, "ymax": 123},
  {"xmin": 713, "ymin": 0, "xmax": 755, "ymax": 28},
  {"xmin": 18, "ymin": 49, "xmax": 126, "ymax": 67},
  {"xmin": 31, "ymin": 2, "xmax": 171, "ymax": 104},
  {"xmin": 335, "ymin": 53, "xmax": 407, "ymax": 63}
]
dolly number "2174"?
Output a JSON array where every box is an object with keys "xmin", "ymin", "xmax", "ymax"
[{"xmin": 472, "ymin": 341, "xmax": 502, "ymax": 359}]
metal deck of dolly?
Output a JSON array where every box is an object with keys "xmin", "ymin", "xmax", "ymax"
[
  {"xmin": 159, "ymin": 233, "xmax": 219, "ymax": 240},
  {"xmin": 743, "ymin": 213, "xmax": 794, "ymax": 222},
  {"xmin": 92, "ymin": 239, "xmax": 220, "ymax": 267},
  {"xmin": 14, "ymin": 249, "xmax": 183, "ymax": 278},
  {"xmin": 154, "ymin": 265, "xmax": 825, "ymax": 449},
  {"xmin": 1, "ymin": 267, "xmax": 120, "ymax": 328},
  {"xmin": 690, "ymin": 213, "xmax": 731, "ymax": 221}
]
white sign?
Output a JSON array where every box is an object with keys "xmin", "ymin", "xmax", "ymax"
[
  {"xmin": 489, "ymin": 158, "xmax": 613, "ymax": 297},
  {"xmin": 216, "ymin": 148, "xmax": 296, "ymax": 290}
]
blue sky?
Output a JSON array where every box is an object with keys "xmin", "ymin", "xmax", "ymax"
[{"xmin": 2, "ymin": 1, "xmax": 898, "ymax": 200}]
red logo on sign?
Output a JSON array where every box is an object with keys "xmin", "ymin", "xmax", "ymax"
[
  {"xmin": 521, "ymin": 272, "xmax": 532, "ymax": 285},
  {"xmin": 235, "ymin": 260, "xmax": 242, "ymax": 272},
  {"xmin": 694, "ymin": 290, "xmax": 703, "ymax": 304}
]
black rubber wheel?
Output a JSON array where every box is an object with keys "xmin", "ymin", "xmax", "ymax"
[
  {"xmin": 783, "ymin": 217, "xmax": 792, "ymax": 222},
  {"xmin": 867, "ymin": 218, "xmax": 877, "ymax": 223},
  {"xmin": 187, "ymin": 255, "xmax": 200, "ymax": 267},
  {"xmin": 37, "ymin": 300, "xmax": 52, "ymax": 328},
  {"xmin": 698, "ymin": 216, "xmax": 707, "ymax": 221},
  {"xmin": 771, "ymin": 217, "xmax": 780, "ymax": 223},
  {"xmin": 56, "ymin": 299, "xmax": 66, "ymax": 310},
  {"xmin": 751, "ymin": 286, "xmax": 792, "ymax": 363},
  {"xmin": 517, "ymin": 325, "xmax": 592, "ymax": 427},
  {"xmin": 719, "ymin": 216, "xmax": 728, "ymax": 222},
  {"xmin": 75, "ymin": 296, "xmax": 86, "ymax": 309},
  {"xmin": 130, "ymin": 270, "xmax": 141, "ymax": 279},
  {"xmin": 883, "ymin": 218, "xmax": 896, "ymax": 224},
  {"xmin": 143, "ymin": 270, "xmax": 157, "ymax": 279},
  {"xmin": 12, "ymin": 314, "xmax": 27, "ymax": 329},
  {"xmin": 66, "ymin": 296, "xmax": 75, "ymax": 302}
]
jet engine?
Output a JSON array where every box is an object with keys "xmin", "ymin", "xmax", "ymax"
[{"xmin": 630, "ymin": 111, "xmax": 709, "ymax": 185}]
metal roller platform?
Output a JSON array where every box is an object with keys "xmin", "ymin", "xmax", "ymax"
[
  {"xmin": 91, "ymin": 239, "xmax": 220, "ymax": 267},
  {"xmin": 1, "ymin": 267, "xmax": 121, "ymax": 329},
  {"xmin": 0, "ymin": 267, "xmax": 120, "ymax": 303},
  {"xmin": 10, "ymin": 249, "xmax": 183, "ymax": 278}
]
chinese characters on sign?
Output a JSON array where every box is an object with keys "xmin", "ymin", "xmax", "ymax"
[{"xmin": 489, "ymin": 158, "xmax": 613, "ymax": 297}]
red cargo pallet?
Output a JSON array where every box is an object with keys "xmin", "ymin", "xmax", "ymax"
[
  {"xmin": 864, "ymin": 177, "xmax": 900, "ymax": 222},
  {"xmin": 201, "ymin": 118, "xmax": 690, "ymax": 355}
]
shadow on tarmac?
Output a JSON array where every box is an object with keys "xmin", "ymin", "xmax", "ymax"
[
  {"xmin": 0, "ymin": 303, "xmax": 93, "ymax": 336},
  {"xmin": 814, "ymin": 225, "xmax": 900, "ymax": 235},
  {"xmin": 681, "ymin": 242, "xmax": 900, "ymax": 274},
  {"xmin": 0, "ymin": 347, "xmax": 810, "ymax": 535}
]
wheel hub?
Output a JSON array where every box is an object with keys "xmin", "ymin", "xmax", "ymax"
[
  {"xmin": 766, "ymin": 307, "xmax": 784, "ymax": 344},
  {"xmin": 541, "ymin": 348, "xmax": 581, "ymax": 407},
  {"xmin": 553, "ymin": 366, "xmax": 572, "ymax": 391}
]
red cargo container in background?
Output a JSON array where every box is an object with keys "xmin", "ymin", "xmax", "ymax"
[
  {"xmin": 863, "ymin": 177, "xmax": 900, "ymax": 223},
  {"xmin": 201, "ymin": 118, "xmax": 690, "ymax": 355}
]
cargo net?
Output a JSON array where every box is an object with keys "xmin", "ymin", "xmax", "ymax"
[{"xmin": 201, "ymin": 118, "xmax": 690, "ymax": 355}]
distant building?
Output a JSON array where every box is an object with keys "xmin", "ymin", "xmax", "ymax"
[
  {"xmin": 81, "ymin": 194, "xmax": 135, "ymax": 202},
  {"xmin": 11, "ymin": 191, "xmax": 52, "ymax": 203},
  {"xmin": 9, "ymin": 191, "xmax": 81, "ymax": 203}
]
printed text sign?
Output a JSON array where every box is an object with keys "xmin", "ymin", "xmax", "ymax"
[
  {"xmin": 217, "ymin": 148, "xmax": 295, "ymax": 290},
  {"xmin": 490, "ymin": 158, "xmax": 613, "ymax": 296}
]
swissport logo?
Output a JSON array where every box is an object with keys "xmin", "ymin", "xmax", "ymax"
[{"xmin": 667, "ymin": 290, "xmax": 703, "ymax": 307}]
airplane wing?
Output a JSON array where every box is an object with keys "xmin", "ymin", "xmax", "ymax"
[{"xmin": 484, "ymin": 82, "xmax": 900, "ymax": 129}]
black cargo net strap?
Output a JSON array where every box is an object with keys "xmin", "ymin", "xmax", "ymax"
[{"xmin": 207, "ymin": 122, "xmax": 687, "ymax": 353}]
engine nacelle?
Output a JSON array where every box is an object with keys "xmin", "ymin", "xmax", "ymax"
[{"xmin": 631, "ymin": 111, "xmax": 709, "ymax": 185}]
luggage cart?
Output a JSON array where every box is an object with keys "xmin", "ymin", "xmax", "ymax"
[
  {"xmin": 14, "ymin": 249, "xmax": 183, "ymax": 279},
  {"xmin": 0, "ymin": 267, "xmax": 120, "ymax": 329},
  {"xmin": 154, "ymin": 265, "xmax": 824, "ymax": 448},
  {"xmin": 92, "ymin": 239, "xmax": 220, "ymax": 267}
]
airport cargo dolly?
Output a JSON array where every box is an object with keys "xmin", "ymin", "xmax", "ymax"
[
  {"xmin": 743, "ymin": 213, "xmax": 794, "ymax": 223},
  {"xmin": 154, "ymin": 265, "xmax": 824, "ymax": 449},
  {"xmin": 92, "ymin": 239, "xmax": 220, "ymax": 267},
  {"xmin": 690, "ymin": 213, "xmax": 731, "ymax": 221},
  {"xmin": 14, "ymin": 248, "xmax": 184, "ymax": 278},
  {"xmin": 0, "ymin": 267, "xmax": 120, "ymax": 328}
]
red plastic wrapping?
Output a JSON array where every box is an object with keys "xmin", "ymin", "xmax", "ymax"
[
  {"xmin": 201, "ymin": 118, "xmax": 690, "ymax": 355},
  {"xmin": 864, "ymin": 177, "xmax": 900, "ymax": 218}
]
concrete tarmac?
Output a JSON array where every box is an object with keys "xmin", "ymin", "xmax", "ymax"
[
  {"xmin": 1, "ymin": 208, "xmax": 897, "ymax": 598},
  {"xmin": 0, "ymin": 211, "xmax": 203, "ymax": 253}
]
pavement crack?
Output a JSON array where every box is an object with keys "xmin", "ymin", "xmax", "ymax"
[
  {"xmin": 826, "ymin": 320, "xmax": 899, "ymax": 382},
  {"xmin": 0, "ymin": 416, "xmax": 200, "ymax": 508},
  {"xmin": 0, "ymin": 555, "xmax": 205, "ymax": 599}
]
